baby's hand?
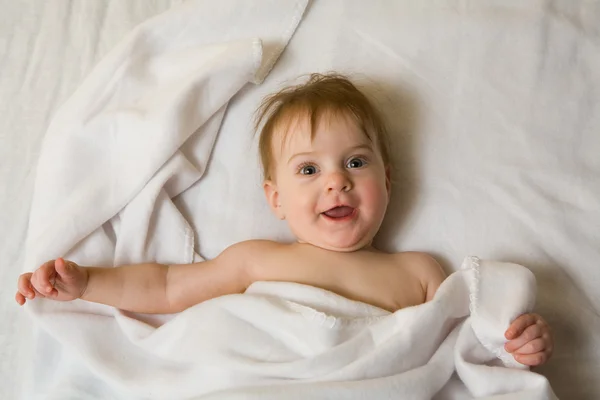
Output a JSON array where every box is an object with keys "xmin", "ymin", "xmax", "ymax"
[
  {"xmin": 15, "ymin": 258, "xmax": 88, "ymax": 305},
  {"xmin": 504, "ymin": 313, "xmax": 553, "ymax": 366}
]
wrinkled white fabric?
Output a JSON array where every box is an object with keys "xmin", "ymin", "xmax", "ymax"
[{"xmin": 20, "ymin": 1, "xmax": 308, "ymax": 398}]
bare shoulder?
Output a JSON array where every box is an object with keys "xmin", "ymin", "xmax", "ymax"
[
  {"xmin": 392, "ymin": 252, "xmax": 447, "ymax": 301},
  {"xmin": 220, "ymin": 239, "xmax": 285, "ymax": 262}
]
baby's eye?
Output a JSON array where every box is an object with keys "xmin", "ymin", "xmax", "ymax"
[
  {"xmin": 346, "ymin": 157, "xmax": 366, "ymax": 169},
  {"xmin": 299, "ymin": 164, "xmax": 318, "ymax": 175}
]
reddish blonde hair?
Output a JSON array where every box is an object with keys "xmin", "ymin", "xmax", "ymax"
[{"xmin": 255, "ymin": 73, "xmax": 390, "ymax": 181}]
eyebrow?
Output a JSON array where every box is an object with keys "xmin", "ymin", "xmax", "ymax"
[{"xmin": 287, "ymin": 144, "xmax": 374, "ymax": 165}]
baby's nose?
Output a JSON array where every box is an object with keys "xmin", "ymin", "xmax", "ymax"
[{"xmin": 325, "ymin": 171, "xmax": 352, "ymax": 192}]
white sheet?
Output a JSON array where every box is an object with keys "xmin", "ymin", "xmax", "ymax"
[{"xmin": 2, "ymin": 1, "xmax": 599, "ymax": 399}]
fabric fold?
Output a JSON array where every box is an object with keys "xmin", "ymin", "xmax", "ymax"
[{"xmin": 22, "ymin": 1, "xmax": 308, "ymax": 398}]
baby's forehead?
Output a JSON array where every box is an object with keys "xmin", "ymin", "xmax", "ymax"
[{"xmin": 271, "ymin": 109, "xmax": 369, "ymax": 156}]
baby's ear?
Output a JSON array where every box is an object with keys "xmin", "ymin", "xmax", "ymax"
[{"xmin": 263, "ymin": 180, "xmax": 285, "ymax": 220}]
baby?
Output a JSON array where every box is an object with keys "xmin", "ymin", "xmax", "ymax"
[{"xmin": 16, "ymin": 73, "xmax": 552, "ymax": 367}]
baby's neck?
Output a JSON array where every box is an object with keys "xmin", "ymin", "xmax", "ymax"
[{"xmin": 294, "ymin": 240, "xmax": 382, "ymax": 253}]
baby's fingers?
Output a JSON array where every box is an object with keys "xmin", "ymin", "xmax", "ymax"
[
  {"xmin": 505, "ymin": 313, "xmax": 537, "ymax": 340},
  {"xmin": 55, "ymin": 258, "xmax": 77, "ymax": 279},
  {"xmin": 34, "ymin": 260, "xmax": 57, "ymax": 294},
  {"xmin": 15, "ymin": 287, "xmax": 48, "ymax": 305},
  {"xmin": 513, "ymin": 337, "xmax": 547, "ymax": 355},
  {"xmin": 15, "ymin": 291, "xmax": 27, "ymax": 305},
  {"xmin": 17, "ymin": 273, "xmax": 35, "ymax": 301},
  {"xmin": 505, "ymin": 323, "xmax": 542, "ymax": 353},
  {"xmin": 16, "ymin": 272, "xmax": 46, "ymax": 305},
  {"xmin": 514, "ymin": 351, "xmax": 551, "ymax": 366}
]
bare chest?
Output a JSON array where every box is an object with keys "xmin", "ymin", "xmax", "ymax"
[{"xmin": 271, "ymin": 248, "xmax": 426, "ymax": 312}]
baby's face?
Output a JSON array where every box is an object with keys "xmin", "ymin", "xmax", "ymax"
[{"xmin": 264, "ymin": 112, "xmax": 390, "ymax": 251}]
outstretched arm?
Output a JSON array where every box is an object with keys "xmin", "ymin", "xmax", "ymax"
[{"xmin": 16, "ymin": 243, "xmax": 252, "ymax": 314}]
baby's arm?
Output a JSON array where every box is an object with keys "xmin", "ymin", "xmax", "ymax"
[
  {"xmin": 16, "ymin": 243, "xmax": 252, "ymax": 314},
  {"xmin": 83, "ymin": 252, "xmax": 248, "ymax": 313}
]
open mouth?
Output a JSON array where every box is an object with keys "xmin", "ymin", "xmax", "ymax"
[{"xmin": 321, "ymin": 206, "xmax": 356, "ymax": 221}]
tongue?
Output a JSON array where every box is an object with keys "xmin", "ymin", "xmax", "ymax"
[{"xmin": 324, "ymin": 206, "xmax": 354, "ymax": 218}]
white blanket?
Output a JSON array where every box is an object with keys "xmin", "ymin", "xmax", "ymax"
[
  {"xmin": 20, "ymin": 1, "xmax": 559, "ymax": 398},
  {"xmin": 29, "ymin": 253, "xmax": 560, "ymax": 400}
]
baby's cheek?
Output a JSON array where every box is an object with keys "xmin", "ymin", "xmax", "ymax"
[
  {"xmin": 283, "ymin": 189, "xmax": 316, "ymax": 226},
  {"xmin": 361, "ymin": 179, "xmax": 389, "ymax": 209}
]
